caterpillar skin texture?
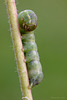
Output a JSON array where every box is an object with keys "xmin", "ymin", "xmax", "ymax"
[{"xmin": 18, "ymin": 10, "xmax": 43, "ymax": 88}]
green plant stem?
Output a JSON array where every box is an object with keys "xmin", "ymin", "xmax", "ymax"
[{"xmin": 5, "ymin": 0, "xmax": 33, "ymax": 100}]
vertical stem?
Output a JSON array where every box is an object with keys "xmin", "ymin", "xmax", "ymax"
[{"xmin": 5, "ymin": 0, "xmax": 33, "ymax": 100}]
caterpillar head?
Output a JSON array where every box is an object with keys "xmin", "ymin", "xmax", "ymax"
[{"xmin": 18, "ymin": 10, "xmax": 38, "ymax": 33}]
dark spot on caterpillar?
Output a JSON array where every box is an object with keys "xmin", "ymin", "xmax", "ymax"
[
  {"xmin": 22, "ymin": 24, "xmax": 36, "ymax": 32},
  {"xmin": 22, "ymin": 23, "xmax": 30, "ymax": 32},
  {"xmin": 25, "ymin": 26, "xmax": 30, "ymax": 31}
]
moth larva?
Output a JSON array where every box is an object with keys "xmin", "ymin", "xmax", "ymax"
[{"xmin": 18, "ymin": 10, "xmax": 43, "ymax": 88}]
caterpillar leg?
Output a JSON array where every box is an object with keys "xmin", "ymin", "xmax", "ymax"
[{"xmin": 28, "ymin": 83, "xmax": 33, "ymax": 89}]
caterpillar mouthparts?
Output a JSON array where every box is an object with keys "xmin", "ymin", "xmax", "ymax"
[{"xmin": 18, "ymin": 10, "xmax": 43, "ymax": 88}]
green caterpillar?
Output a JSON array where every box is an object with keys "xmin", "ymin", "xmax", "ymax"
[{"xmin": 18, "ymin": 10, "xmax": 43, "ymax": 88}]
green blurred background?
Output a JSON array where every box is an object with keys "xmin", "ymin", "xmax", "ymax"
[{"xmin": 0, "ymin": 0, "xmax": 67, "ymax": 100}]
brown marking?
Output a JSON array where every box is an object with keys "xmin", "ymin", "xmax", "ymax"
[
  {"xmin": 23, "ymin": 23, "xmax": 25, "ymax": 28},
  {"xmin": 27, "ymin": 27, "xmax": 30, "ymax": 31},
  {"xmin": 21, "ymin": 18, "xmax": 23, "ymax": 21}
]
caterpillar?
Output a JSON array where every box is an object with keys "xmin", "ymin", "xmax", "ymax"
[{"xmin": 18, "ymin": 10, "xmax": 43, "ymax": 88}]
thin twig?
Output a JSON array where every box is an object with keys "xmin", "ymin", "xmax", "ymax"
[{"xmin": 5, "ymin": 0, "xmax": 33, "ymax": 100}]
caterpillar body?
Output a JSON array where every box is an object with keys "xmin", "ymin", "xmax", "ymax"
[{"xmin": 18, "ymin": 10, "xmax": 43, "ymax": 88}]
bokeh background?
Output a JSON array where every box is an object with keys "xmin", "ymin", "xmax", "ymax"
[{"xmin": 0, "ymin": 0, "xmax": 67, "ymax": 100}]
